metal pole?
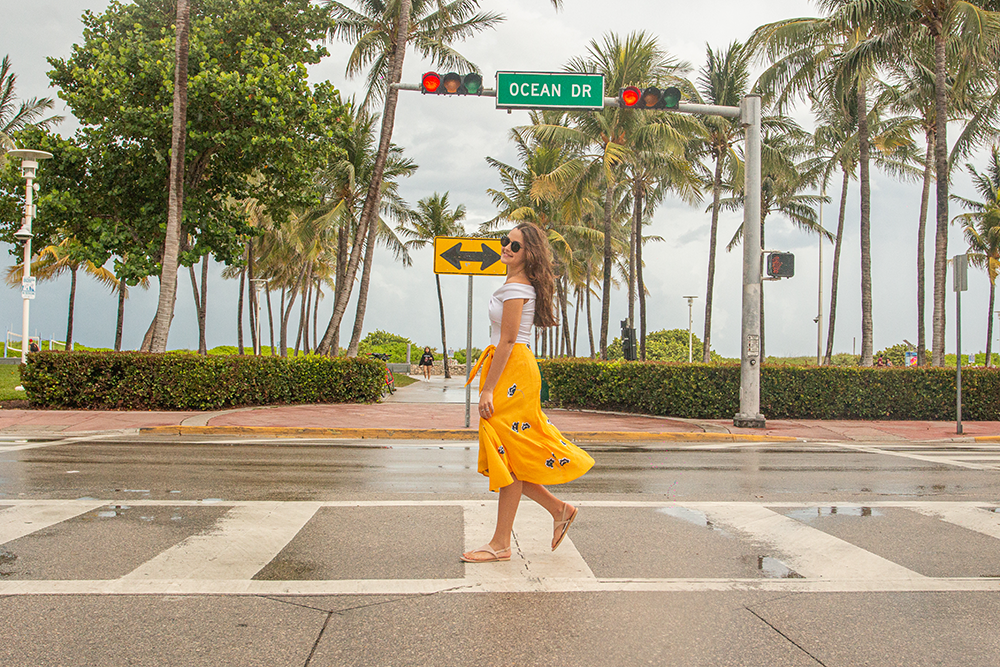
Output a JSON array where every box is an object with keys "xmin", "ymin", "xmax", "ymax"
[
  {"xmin": 735, "ymin": 95, "xmax": 765, "ymax": 428},
  {"xmin": 682, "ymin": 295, "xmax": 697, "ymax": 362},
  {"xmin": 20, "ymin": 169, "xmax": 36, "ymax": 365},
  {"xmin": 957, "ymin": 281, "xmax": 963, "ymax": 435},
  {"xmin": 465, "ymin": 275, "xmax": 473, "ymax": 428}
]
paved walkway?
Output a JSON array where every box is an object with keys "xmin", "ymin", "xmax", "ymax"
[{"xmin": 1, "ymin": 376, "xmax": 997, "ymax": 442}]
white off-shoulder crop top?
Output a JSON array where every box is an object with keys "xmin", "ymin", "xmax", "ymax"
[{"xmin": 488, "ymin": 282, "xmax": 535, "ymax": 347}]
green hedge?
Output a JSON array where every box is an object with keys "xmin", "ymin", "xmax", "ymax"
[
  {"xmin": 539, "ymin": 359, "xmax": 1000, "ymax": 420},
  {"xmin": 20, "ymin": 351, "xmax": 384, "ymax": 410}
]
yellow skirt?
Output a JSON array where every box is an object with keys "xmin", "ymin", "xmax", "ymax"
[{"xmin": 467, "ymin": 344, "xmax": 594, "ymax": 492}]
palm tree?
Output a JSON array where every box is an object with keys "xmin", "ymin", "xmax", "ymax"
[
  {"xmin": 905, "ymin": 0, "xmax": 1000, "ymax": 366},
  {"xmin": 749, "ymin": 0, "xmax": 911, "ymax": 366},
  {"xmin": 148, "ymin": 0, "xmax": 190, "ymax": 352},
  {"xmin": 692, "ymin": 41, "xmax": 751, "ymax": 363},
  {"xmin": 0, "ymin": 54, "xmax": 61, "ymax": 159},
  {"xmin": 398, "ymin": 192, "xmax": 466, "ymax": 377},
  {"xmin": 529, "ymin": 31, "xmax": 691, "ymax": 358},
  {"xmin": 5, "ymin": 238, "xmax": 117, "ymax": 350},
  {"xmin": 953, "ymin": 146, "xmax": 1000, "ymax": 367},
  {"xmin": 316, "ymin": 0, "xmax": 507, "ymax": 356}
]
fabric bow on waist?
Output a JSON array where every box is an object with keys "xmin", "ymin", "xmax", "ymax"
[{"xmin": 465, "ymin": 345, "xmax": 496, "ymax": 387}]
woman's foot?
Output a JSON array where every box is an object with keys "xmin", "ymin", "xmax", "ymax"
[
  {"xmin": 460, "ymin": 543, "xmax": 511, "ymax": 563},
  {"xmin": 552, "ymin": 502, "xmax": 578, "ymax": 551}
]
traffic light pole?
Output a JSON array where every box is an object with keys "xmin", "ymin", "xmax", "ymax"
[{"xmin": 734, "ymin": 95, "xmax": 765, "ymax": 428}]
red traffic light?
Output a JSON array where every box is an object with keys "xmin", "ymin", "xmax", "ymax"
[
  {"xmin": 619, "ymin": 86, "xmax": 641, "ymax": 108},
  {"xmin": 421, "ymin": 72, "xmax": 442, "ymax": 94}
]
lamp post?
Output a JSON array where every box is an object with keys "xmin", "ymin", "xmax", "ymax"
[
  {"xmin": 250, "ymin": 278, "xmax": 267, "ymax": 356},
  {"xmin": 8, "ymin": 149, "xmax": 53, "ymax": 365},
  {"xmin": 682, "ymin": 295, "xmax": 698, "ymax": 363}
]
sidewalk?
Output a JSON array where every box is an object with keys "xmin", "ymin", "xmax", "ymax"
[{"xmin": 1, "ymin": 375, "xmax": 998, "ymax": 442}]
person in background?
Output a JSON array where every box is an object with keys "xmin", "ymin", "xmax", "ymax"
[{"xmin": 418, "ymin": 346, "xmax": 434, "ymax": 380}]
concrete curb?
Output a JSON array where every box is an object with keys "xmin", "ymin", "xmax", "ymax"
[{"xmin": 138, "ymin": 425, "xmax": 799, "ymax": 442}]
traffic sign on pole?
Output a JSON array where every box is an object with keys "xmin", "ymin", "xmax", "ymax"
[
  {"xmin": 433, "ymin": 237, "xmax": 506, "ymax": 276},
  {"xmin": 496, "ymin": 72, "xmax": 604, "ymax": 110}
]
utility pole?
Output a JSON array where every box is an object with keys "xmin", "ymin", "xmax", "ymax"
[{"xmin": 683, "ymin": 296, "xmax": 698, "ymax": 362}]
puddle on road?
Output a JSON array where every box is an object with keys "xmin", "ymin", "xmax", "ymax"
[
  {"xmin": 98, "ymin": 504, "xmax": 130, "ymax": 518},
  {"xmin": 758, "ymin": 556, "xmax": 803, "ymax": 579},
  {"xmin": 657, "ymin": 507, "xmax": 732, "ymax": 537},
  {"xmin": 785, "ymin": 506, "xmax": 882, "ymax": 522}
]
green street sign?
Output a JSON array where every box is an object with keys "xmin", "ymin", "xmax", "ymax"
[{"xmin": 496, "ymin": 71, "xmax": 605, "ymax": 110}]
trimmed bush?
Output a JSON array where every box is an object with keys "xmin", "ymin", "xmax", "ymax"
[
  {"xmin": 539, "ymin": 359, "xmax": 1000, "ymax": 420},
  {"xmin": 20, "ymin": 351, "xmax": 384, "ymax": 410}
]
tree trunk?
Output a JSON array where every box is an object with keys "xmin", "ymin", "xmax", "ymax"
[
  {"xmin": 316, "ymin": 0, "xmax": 411, "ymax": 356},
  {"xmin": 148, "ymin": 0, "xmax": 190, "ymax": 352},
  {"xmin": 931, "ymin": 27, "xmax": 949, "ymax": 367},
  {"xmin": 703, "ymin": 153, "xmax": 724, "ymax": 362},
  {"xmin": 65, "ymin": 266, "xmax": 77, "ymax": 350},
  {"xmin": 917, "ymin": 132, "xmax": 933, "ymax": 366},
  {"xmin": 573, "ymin": 287, "xmax": 581, "ymax": 357},
  {"xmin": 586, "ymin": 263, "xmax": 596, "ymax": 358},
  {"xmin": 600, "ymin": 184, "xmax": 614, "ymax": 359},
  {"xmin": 115, "ymin": 282, "xmax": 126, "ymax": 352},
  {"xmin": 280, "ymin": 266, "xmax": 306, "ymax": 358},
  {"xmin": 248, "ymin": 240, "xmax": 257, "ymax": 355},
  {"xmin": 986, "ymin": 278, "xmax": 996, "ymax": 368},
  {"xmin": 348, "ymin": 222, "xmax": 378, "ymax": 356},
  {"xmin": 266, "ymin": 287, "xmax": 275, "ymax": 356},
  {"xmin": 188, "ymin": 262, "xmax": 205, "ymax": 356},
  {"xmin": 436, "ymin": 274, "xmax": 450, "ymax": 378},
  {"xmin": 237, "ymin": 261, "xmax": 245, "ymax": 355},
  {"xmin": 198, "ymin": 254, "xmax": 208, "ymax": 355},
  {"xmin": 824, "ymin": 168, "xmax": 850, "ymax": 365},
  {"xmin": 559, "ymin": 275, "xmax": 572, "ymax": 355},
  {"xmin": 858, "ymin": 79, "xmax": 874, "ymax": 367},
  {"xmin": 637, "ymin": 213, "xmax": 647, "ymax": 361}
]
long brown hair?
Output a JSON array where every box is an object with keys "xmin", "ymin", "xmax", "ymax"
[{"xmin": 515, "ymin": 222, "xmax": 557, "ymax": 327}]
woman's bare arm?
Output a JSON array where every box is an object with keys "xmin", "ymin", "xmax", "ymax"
[{"xmin": 478, "ymin": 297, "xmax": 525, "ymax": 419}]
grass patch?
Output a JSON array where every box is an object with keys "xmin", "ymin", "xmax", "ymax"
[
  {"xmin": 0, "ymin": 364, "xmax": 24, "ymax": 401},
  {"xmin": 394, "ymin": 374, "xmax": 417, "ymax": 389}
]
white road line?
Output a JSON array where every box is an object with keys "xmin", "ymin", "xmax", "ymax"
[
  {"xmin": 0, "ymin": 500, "xmax": 106, "ymax": 543},
  {"xmin": 693, "ymin": 504, "xmax": 926, "ymax": 581},
  {"xmin": 121, "ymin": 502, "xmax": 321, "ymax": 581},
  {"xmin": 908, "ymin": 503, "xmax": 1000, "ymax": 541},
  {"xmin": 827, "ymin": 442, "xmax": 1000, "ymax": 471},
  {"xmin": 0, "ymin": 577, "xmax": 998, "ymax": 596},
  {"xmin": 462, "ymin": 502, "xmax": 596, "ymax": 592}
]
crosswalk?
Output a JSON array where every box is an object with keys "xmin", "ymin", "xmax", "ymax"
[
  {"xmin": 2, "ymin": 498, "xmax": 1000, "ymax": 595},
  {"xmin": 825, "ymin": 442, "xmax": 1000, "ymax": 471}
]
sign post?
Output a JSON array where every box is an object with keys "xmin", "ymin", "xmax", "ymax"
[
  {"xmin": 954, "ymin": 254, "xmax": 969, "ymax": 434},
  {"xmin": 433, "ymin": 236, "xmax": 507, "ymax": 427}
]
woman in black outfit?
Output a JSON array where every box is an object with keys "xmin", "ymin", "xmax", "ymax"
[{"xmin": 418, "ymin": 346, "xmax": 434, "ymax": 380}]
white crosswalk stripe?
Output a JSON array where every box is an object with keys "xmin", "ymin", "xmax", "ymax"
[
  {"xmin": 1, "ymin": 499, "xmax": 1000, "ymax": 595},
  {"xmin": 826, "ymin": 442, "xmax": 1000, "ymax": 470}
]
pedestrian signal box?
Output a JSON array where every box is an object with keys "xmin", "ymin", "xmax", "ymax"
[{"xmin": 766, "ymin": 252, "xmax": 794, "ymax": 278}]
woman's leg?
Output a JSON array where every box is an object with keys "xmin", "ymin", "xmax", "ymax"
[
  {"xmin": 521, "ymin": 482, "xmax": 575, "ymax": 547},
  {"xmin": 462, "ymin": 477, "xmax": 522, "ymax": 560}
]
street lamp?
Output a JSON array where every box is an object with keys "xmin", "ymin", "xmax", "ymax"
[
  {"xmin": 7, "ymin": 148, "xmax": 53, "ymax": 365},
  {"xmin": 250, "ymin": 278, "xmax": 267, "ymax": 356},
  {"xmin": 682, "ymin": 295, "xmax": 698, "ymax": 363}
]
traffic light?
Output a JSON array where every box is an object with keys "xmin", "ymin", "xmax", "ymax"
[
  {"xmin": 766, "ymin": 252, "xmax": 795, "ymax": 278},
  {"xmin": 421, "ymin": 72, "xmax": 483, "ymax": 95},
  {"xmin": 618, "ymin": 85, "xmax": 681, "ymax": 109}
]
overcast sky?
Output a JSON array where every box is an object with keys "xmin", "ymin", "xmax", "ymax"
[{"xmin": 1, "ymin": 0, "xmax": 994, "ymax": 360}]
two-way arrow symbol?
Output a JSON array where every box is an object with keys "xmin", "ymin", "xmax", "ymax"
[{"xmin": 440, "ymin": 242, "xmax": 501, "ymax": 271}]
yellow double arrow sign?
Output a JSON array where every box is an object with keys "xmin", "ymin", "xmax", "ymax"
[{"xmin": 433, "ymin": 236, "xmax": 506, "ymax": 276}]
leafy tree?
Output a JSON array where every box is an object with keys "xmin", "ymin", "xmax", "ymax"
[{"xmin": 48, "ymin": 0, "xmax": 352, "ymax": 349}]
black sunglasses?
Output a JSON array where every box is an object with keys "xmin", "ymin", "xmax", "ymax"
[{"xmin": 500, "ymin": 234, "xmax": 521, "ymax": 253}]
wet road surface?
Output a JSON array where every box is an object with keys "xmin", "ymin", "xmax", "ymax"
[{"xmin": 1, "ymin": 434, "xmax": 999, "ymax": 666}]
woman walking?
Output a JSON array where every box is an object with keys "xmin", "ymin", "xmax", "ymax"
[
  {"xmin": 418, "ymin": 346, "xmax": 434, "ymax": 380},
  {"xmin": 461, "ymin": 222, "xmax": 594, "ymax": 563}
]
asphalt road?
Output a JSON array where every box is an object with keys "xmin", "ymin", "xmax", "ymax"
[{"xmin": 1, "ymin": 434, "xmax": 1000, "ymax": 666}]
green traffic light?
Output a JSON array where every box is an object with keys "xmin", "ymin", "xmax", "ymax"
[
  {"xmin": 463, "ymin": 73, "xmax": 483, "ymax": 95},
  {"xmin": 662, "ymin": 86, "xmax": 681, "ymax": 109}
]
